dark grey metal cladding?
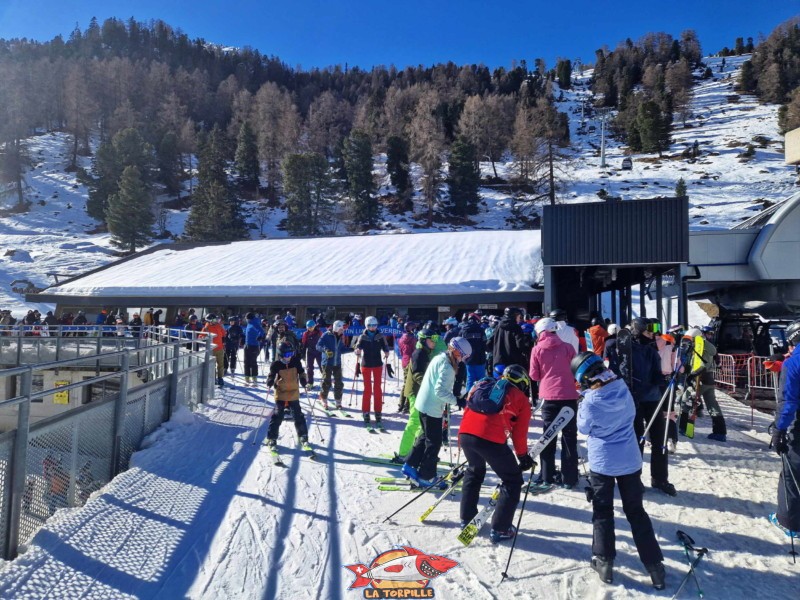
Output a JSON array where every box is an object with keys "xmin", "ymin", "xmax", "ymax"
[{"xmin": 542, "ymin": 197, "xmax": 689, "ymax": 266}]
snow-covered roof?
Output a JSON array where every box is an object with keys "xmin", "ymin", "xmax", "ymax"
[{"xmin": 35, "ymin": 230, "xmax": 543, "ymax": 303}]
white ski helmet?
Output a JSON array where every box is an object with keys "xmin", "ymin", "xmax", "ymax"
[
  {"xmin": 365, "ymin": 316, "xmax": 379, "ymax": 327},
  {"xmin": 332, "ymin": 320, "xmax": 345, "ymax": 332},
  {"xmin": 607, "ymin": 323, "xmax": 619, "ymax": 335},
  {"xmin": 449, "ymin": 336, "xmax": 472, "ymax": 361},
  {"xmin": 534, "ymin": 317, "xmax": 557, "ymax": 335},
  {"xmin": 684, "ymin": 327, "xmax": 703, "ymax": 339}
]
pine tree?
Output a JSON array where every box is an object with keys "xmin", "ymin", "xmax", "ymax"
[
  {"xmin": 282, "ymin": 152, "xmax": 333, "ymax": 236},
  {"xmin": 738, "ymin": 61, "xmax": 757, "ymax": 93},
  {"xmin": 447, "ymin": 136, "xmax": 480, "ymax": 216},
  {"xmin": 342, "ymin": 129, "xmax": 377, "ymax": 230},
  {"xmin": 234, "ymin": 121, "xmax": 260, "ymax": 195},
  {"xmin": 157, "ymin": 131, "xmax": 181, "ymax": 197},
  {"xmin": 635, "ymin": 100, "xmax": 671, "ymax": 155},
  {"xmin": 86, "ymin": 128, "xmax": 153, "ymax": 222},
  {"xmin": 386, "ymin": 135, "xmax": 411, "ymax": 207},
  {"xmin": 675, "ymin": 177, "xmax": 687, "ymax": 198},
  {"xmin": 105, "ymin": 166, "xmax": 154, "ymax": 254},
  {"xmin": 556, "ymin": 59, "xmax": 572, "ymax": 90},
  {"xmin": 185, "ymin": 126, "xmax": 247, "ymax": 241}
]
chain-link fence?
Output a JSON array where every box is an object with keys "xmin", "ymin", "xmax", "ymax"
[{"xmin": 0, "ymin": 327, "xmax": 216, "ymax": 559}]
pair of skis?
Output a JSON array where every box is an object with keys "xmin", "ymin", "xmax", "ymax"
[
  {"xmin": 456, "ymin": 405, "xmax": 575, "ymax": 546},
  {"xmin": 268, "ymin": 438, "xmax": 319, "ymax": 466}
]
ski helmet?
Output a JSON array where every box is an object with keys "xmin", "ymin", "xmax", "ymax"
[
  {"xmin": 205, "ymin": 313, "xmax": 218, "ymax": 322},
  {"xmin": 365, "ymin": 316, "xmax": 379, "ymax": 327},
  {"xmin": 448, "ymin": 337, "xmax": 472, "ymax": 361},
  {"xmin": 630, "ymin": 317, "xmax": 648, "ymax": 335},
  {"xmin": 607, "ymin": 323, "xmax": 619, "ymax": 335},
  {"xmin": 502, "ymin": 364, "xmax": 531, "ymax": 394},
  {"xmin": 418, "ymin": 326, "xmax": 437, "ymax": 340},
  {"xmin": 549, "ymin": 308, "xmax": 568, "ymax": 322},
  {"xmin": 277, "ymin": 342, "xmax": 294, "ymax": 360},
  {"xmin": 444, "ymin": 317, "xmax": 458, "ymax": 327},
  {"xmin": 493, "ymin": 363, "xmax": 506, "ymax": 379},
  {"xmin": 786, "ymin": 319, "xmax": 800, "ymax": 347},
  {"xmin": 306, "ymin": 319, "xmax": 316, "ymax": 329},
  {"xmin": 229, "ymin": 315, "xmax": 238, "ymax": 322},
  {"xmin": 571, "ymin": 351, "xmax": 606, "ymax": 387},
  {"xmin": 684, "ymin": 327, "xmax": 702, "ymax": 339},
  {"xmin": 535, "ymin": 317, "xmax": 557, "ymax": 335},
  {"xmin": 504, "ymin": 307, "xmax": 522, "ymax": 319},
  {"xmin": 591, "ymin": 317, "xmax": 603, "ymax": 327},
  {"xmin": 521, "ymin": 323, "xmax": 534, "ymax": 335},
  {"xmin": 332, "ymin": 320, "xmax": 345, "ymax": 333},
  {"xmin": 468, "ymin": 312, "xmax": 480, "ymax": 323},
  {"xmin": 404, "ymin": 321, "xmax": 416, "ymax": 332}
]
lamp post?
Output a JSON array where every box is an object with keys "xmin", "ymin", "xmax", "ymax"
[{"xmin": 597, "ymin": 107, "xmax": 612, "ymax": 169}]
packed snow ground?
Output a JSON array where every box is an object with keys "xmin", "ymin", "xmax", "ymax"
[
  {"xmin": 0, "ymin": 352, "xmax": 793, "ymax": 599},
  {"xmin": 1, "ymin": 54, "xmax": 797, "ymax": 318}
]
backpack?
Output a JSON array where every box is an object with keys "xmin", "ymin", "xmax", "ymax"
[{"xmin": 466, "ymin": 377, "xmax": 510, "ymax": 415}]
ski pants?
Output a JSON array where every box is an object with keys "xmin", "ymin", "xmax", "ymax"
[
  {"xmin": 267, "ymin": 401, "xmax": 308, "ymax": 442},
  {"xmin": 406, "ymin": 412, "xmax": 443, "ymax": 480},
  {"xmin": 212, "ymin": 349, "xmax": 224, "ymax": 379},
  {"xmin": 635, "ymin": 402, "xmax": 669, "ymax": 484},
  {"xmin": 693, "ymin": 371, "xmax": 727, "ymax": 435},
  {"xmin": 459, "ymin": 433, "xmax": 523, "ymax": 531},
  {"xmin": 305, "ymin": 350, "xmax": 322, "ymax": 386},
  {"xmin": 540, "ymin": 400, "xmax": 579, "ymax": 486},
  {"xmin": 224, "ymin": 344, "xmax": 239, "ymax": 373},
  {"xmin": 466, "ymin": 363, "xmax": 486, "ymax": 391},
  {"xmin": 361, "ymin": 366, "xmax": 383, "ymax": 415},
  {"xmin": 590, "ymin": 470, "xmax": 663, "ymax": 566},
  {"xmin": 320, "ymin": 364, "xmax": 344, "ymax": 402},
  {"xmin": 777, "ymin": 445, "xmax": 800, "ymax": 532},
  {"xmin": 398, "ymin": 394, "xmax": 421, "ymax": 458},
  {"xmin": 244, "ymin": 346, "xmax": 260, "ymax": 379}
]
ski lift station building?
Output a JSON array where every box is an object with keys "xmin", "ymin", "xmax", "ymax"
[{"xmin": 27, "ymin": 193, "xmax": 800, "ymax": 325}]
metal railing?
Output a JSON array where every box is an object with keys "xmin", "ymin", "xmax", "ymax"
[
  {"xmin": 744, "ymin": 355, "xmax": 779, "ymax": 423},
  {"xmin": 0, "ymin": 326, "xmax": 216, "ymax": 559},
  {"xmin": 713, "ymin": 353, "xmax": 738, "ymax": 392}
]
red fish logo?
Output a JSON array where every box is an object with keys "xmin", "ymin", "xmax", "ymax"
[{"xmin": 344, "ymin": 546, "xmax": 459, "ymax": 594}]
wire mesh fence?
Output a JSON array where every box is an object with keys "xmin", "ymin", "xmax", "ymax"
[{"xmin": 0, "ymin": 327, "xmax": 216, "ymax": 559}]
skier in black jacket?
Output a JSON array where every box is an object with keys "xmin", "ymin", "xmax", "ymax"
[
  {"xmin": 459, "ymin": 313, "xmax": 487, "ymax": 390},
  {"xmin": 489, "ymin": 307, "xmax": 531, "ymax": 372},
  {"xmin": 224, "ymin": 316, "xmax": 245, "ymax": 375},
  {"xmin": 621, "ymin": 318, "xmax": 676, "ymax": 497}
]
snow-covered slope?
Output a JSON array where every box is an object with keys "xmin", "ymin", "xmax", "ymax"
[
  {"xmin": 0, "ymin": 354, "xmax": 792, "ymax": 599},
  {"xmin": 0, "ymin": 55, "xmax": 794, "ymax": 317}
]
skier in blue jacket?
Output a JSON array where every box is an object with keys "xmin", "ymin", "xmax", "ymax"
[
  {"xmin": 243, "ymin": 312, "xmax": 264, "ymax": 386},
  {"xmin": 574, "ymin": 351, "xmax": 665, "ymax": 590},
  {"xmin": 316, "ymin": 320, "xmax": 354, "ymax": 410}
]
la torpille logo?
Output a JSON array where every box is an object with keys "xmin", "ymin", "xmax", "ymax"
[{"xmin": 344, "ymin": 546, "xmax": 459, "ymax": 598}]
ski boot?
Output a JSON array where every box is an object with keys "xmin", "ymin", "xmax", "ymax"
[
  {"xmin": 335, "ymin": 400, "xmax": 343, "ymax": 410},
  {"xmin": 707, "ymin": 432, "xmax": 727, "ymax": 442},
  {"xmin": 667, "ymin": 439, "xmax": 678, "ymax": 454},
  {"xmin": 363, "ymin": 413, "xmax": 374, "ymax": 432},
  {"xmin": 646, "ymin": 562, "xmax": 666, "ymax": 590},
  {"xmin": 769, "ymin": 512, "xmax": 800, "ymax": 538},
  {"xmin": 375, "ymin": 412, "xmax": 386, "ymax": 432},
  {"xmin": 651, "ymin": 479, "xmax": 678, "ymax": 497},
  {"xmin": 216, "ymin": 377, "xmax": 224, "ymax": 387},
  {"xmin": 591, "ymin": 555, "xmax": 614, "ymax": 584},
  {"xmin": 319, "ymin": 394, "xmax": 329, "ymax": 410},
  {"xmin": 489, "ymin": 525, "xmax": 517, "ymax": 544}
]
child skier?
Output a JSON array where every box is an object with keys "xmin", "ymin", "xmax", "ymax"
[
  {"xmin": 573, "ymin": 351, "xmax": 666, "ymax": 590},
  {"xmin": 265, "ymin": 341, "xmax": 311, "ymax": 450}
]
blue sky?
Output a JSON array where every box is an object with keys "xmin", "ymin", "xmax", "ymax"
[{"xmin": 0, "ymin": 1, "xmax": 797, "ymax": 70}]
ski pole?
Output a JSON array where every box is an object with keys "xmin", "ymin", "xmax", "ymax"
[
  {"xmin": 640, "ymin": 364, "xmax": 681, "ymax": 443},
  {"xmin": 383, "ymin": 460, "xmax": 468, "ymax": 523},
  {"xmin": 251, "ymin": 387, "xmax": 273, "ymax": 446},
  {"xmin": 500, "ymin": 467, "xmax": 536, "ymax": 583},
  {"xmin": 781, "ymin": 453, "xmax": 800, "ymax": 563},
  {"xmin": 672, "ymin": 530, "xmax": 707, "ymax": 599},
  {"xmin": 661, "ymin": 377, "xmax": 677, "ymax": 452},
  {"xmin": 446, "ymin": 404, "xmax": 454, "ymax": 467},
  {"xmin": 306, "ymin": 388, "xmax": 325, "ymax": 443},
  {"xmin": 349, "ymin": 364, "xmax": 360, "ymax": 407}
]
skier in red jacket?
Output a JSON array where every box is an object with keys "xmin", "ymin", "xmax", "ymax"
[{"xmin": 458, "ymin": 364, "xmax": 534, "ymax": 543}]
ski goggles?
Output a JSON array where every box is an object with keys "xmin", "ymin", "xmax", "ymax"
[
  {"xmin": 504, "ymin": 372, "xmax": 530, "ymax": 386},
  {"xmin": 647, "ymin": 322, "xmax": 662, "ymax": 334},
  {"xmin": 367, "ymin": 324, "xmax": 378, "ymax": 328},
  {"xmin": 280, "ymin": 350, "xmax": 295, "ymax": 359}
]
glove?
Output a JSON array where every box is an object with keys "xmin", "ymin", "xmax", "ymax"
[
  {"xmin": 355, "ymin": 363, "xmax": 361, "ymax": 377},
  {"xmin": 325, "ymin": 350, "xmax": 334, "ymax": 358},
  {"xmin": 517, "ymin": 453, "xmax": 535, "ymax": 472},
  {"xmin": 456, "ymin": 394, "xmax": 467, "ymax": 410},
  {"xmin": 771, "ymin": 428, "xmax": 789, "ymax": 455},
  {"xmin": 386, "ymin": 363, "xmax": 395, "ymax": 378}
]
